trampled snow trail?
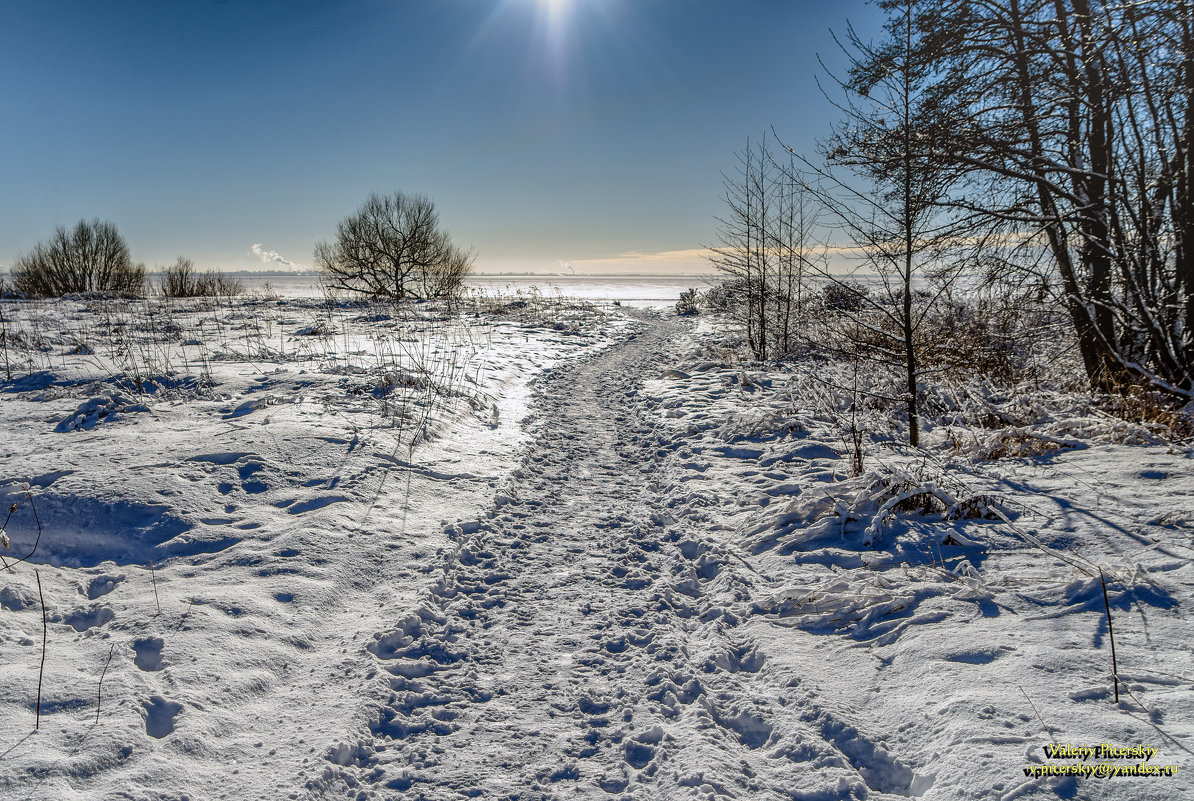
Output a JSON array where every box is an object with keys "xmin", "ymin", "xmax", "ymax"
[{"xmin": 312, "ymin": 314, "xmax": 915, "ymax": 800}]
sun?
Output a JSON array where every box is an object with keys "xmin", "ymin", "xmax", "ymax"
[{"xmin": 538, "ymin": 0, "xmax": 573, "ymax": 25}]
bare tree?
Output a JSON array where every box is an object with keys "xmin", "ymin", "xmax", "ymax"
[
  {"xmin": 768, "ymin": 154, "xmax": 818, "ymax": 354},
  {"xmin": 709, "ymin": 138, "xmax": 770, "ymax": 359},
  {"xmin": 708, "ymin": 134, "xmax": 815, "ymax": 359},
  {"xmin": 315, "ymin": 192, "xmax": 474, "ymax": 301},
  {"xmin": 12, "ymin": 219, "xmax": 144, "ymax": 297},
  {"xmin": 906, "ymin": 0, "xmax": 1194, "ymax": 397},
  {"xmin": 782, "ymin": 1, "xmax": 967, "ymax": 447}
]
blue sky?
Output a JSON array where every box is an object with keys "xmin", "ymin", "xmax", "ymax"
[{"xmin": 1, "ymin": 0, "xmax": 882, "ymax": 274}]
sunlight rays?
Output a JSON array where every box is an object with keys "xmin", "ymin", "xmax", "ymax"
[
  {"xmin": 465, "ymin": 0, "xmax": 640, "ymax": 86},
  {"xmin": 538, "ymin": 0, "xmax": 573, "ymax": 23}
]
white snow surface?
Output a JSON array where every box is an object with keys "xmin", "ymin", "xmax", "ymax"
[{"xmin": 1, "ymin": 296, "xmax": 1192, "ymax": 800}]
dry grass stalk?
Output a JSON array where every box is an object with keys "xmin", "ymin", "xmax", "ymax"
[
  {"xmin": 35, "ymin": 570, "xmax": 46, "ymax": 731},
  {"xmin": 149, "ymin": 560, "xmax": 161, "ymax": 616},
  {"xmin": 96, "ymin": 644, "xmax": 115, "ymax": 724},
  {"xmin": 1100, "ymin": 569, "xmax": 1120, "ymax": 704}
]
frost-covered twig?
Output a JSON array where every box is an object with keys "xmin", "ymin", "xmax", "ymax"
[
  {"xmin": 1018, "ymin": 684, "xmax": 1055, "ymax": 739},
  {"xmin": 149, "ymin": 560, "xmax": 161, "ymax": 616}
]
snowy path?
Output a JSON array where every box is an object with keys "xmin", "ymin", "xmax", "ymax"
[
  {"xmin": 6, "ymin": 299, "xmax": 1193, "ymax": 800},
  {"xmin": 315, "ymin": 314, "xmax": 915, "ymax": 799}
]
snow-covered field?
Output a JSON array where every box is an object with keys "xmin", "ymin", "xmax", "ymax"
[{"xmin": 1, "ymin": 293, "xmax": 1191, "ymax": 800}]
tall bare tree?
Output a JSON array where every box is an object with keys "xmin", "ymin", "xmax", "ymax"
[
  {"xmin": 768, "ymin": 153, "xmax": 819, "ymax": 354},
  {"xmin": 904, "ymin": 0, "xmax": 1194, "ymax": 397},
  {"xmin": 709, "ymin": 137, "xmax": 772, "ymax": 359},
  {"xmin": 709, "ymin": 134, "xmax": 815, "ymax": 360},
  {"xmin": 783, "ymin": 0, "xmax": 966, "ymax": 446}
]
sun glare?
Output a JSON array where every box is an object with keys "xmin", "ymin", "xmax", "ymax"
[{"xmin": 538, "ymin": 0, "xmax": 573, "ymax": 30}]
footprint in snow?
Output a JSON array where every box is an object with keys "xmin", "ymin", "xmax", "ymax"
[
  {"xmin": 133, "ymin": 637, "xmax": 164, "ymax": 671},
  {"xmin": 237, "ymin": 461, "xmax": 269, "ymax": 494},
  {"xmin": 62, "ymin": 605, "xmax": 115, "ymax": 632},
  {"xmin": 577, "ymin": 697, "xmax": 611, "ymax": 716},
  {"xmin": 85, "ymin": 573, "xmax": 125, "ymax": 599},
  {"xmin": 141, "ymin": 696, "xmax": 182, "ymax": 738},
  {"xmin": 285, "ymin": 495, "xmax": 349, "ymax": 515}
]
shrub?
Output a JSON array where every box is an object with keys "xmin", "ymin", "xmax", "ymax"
[
  {"xmin": 675, "ymin": 288, "xmax": 699, "ymax": 315},
  {"xmin": 12, "ymin": 219, "xmax": 144, "ymax": 297},
  {"xmin": 159, "ymin": 257, "xmax": 244, "ymax": 298},
  {"xmin": 1096, "ymin": 382, "xmax": 1194, "ymax": 442},
  {"xmin": 198, "ymin": 272, "xmax": 245, "ymax": 297},
  {"xmin": 921, "ymin": 295, "xmax": 1033, "ymax": 384},
  {"xmin": 821, "ymin": 281, "xmax": 869, "ymax": 312},
  {"xmin": 159, "ymin": 257, "xmax": 198, "ymax": 297},
  {"xmin": 702, "ymin": 279, "xmax": 746, "ymax": 312},
  {"xmin": 314, "ymin": 191, "xmax": 473, "ymax": 301}
]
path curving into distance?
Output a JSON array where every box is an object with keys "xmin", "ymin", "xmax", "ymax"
[{"xmin": 309, "ymin": 313, "xmax": 916, "ymax": 800}]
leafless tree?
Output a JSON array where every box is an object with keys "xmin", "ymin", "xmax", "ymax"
[
  {"xmin": 781, "ymin": 1, "xmax": 969, "ymax": 447},
  {"xmin": 11, "ymin": 219, "xmax": 144, "ymax": 297},
  {"xmin": 772, "ymin": 154, "xmax": 822, "ymax": 354},
  {"xmin": 709, "ymin": 138, "xmax": 770, "ymax": 358},
  {"xmin": 315, "ymin": 192, "xmax": 474, "ymax": 301},
  {"xmin": 903, "ymin": 0, "xmax": 1194, "ymax": 398},
  {"xmin": 708, "ymin": 134, "xmax": 815, "ymax": 360}
]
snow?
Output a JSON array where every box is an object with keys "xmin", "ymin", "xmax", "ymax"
[{"xmin": 1, "ymin": 293, "xmax": 1192, "ymax": 800}]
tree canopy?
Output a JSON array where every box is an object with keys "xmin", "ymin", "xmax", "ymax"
[{"xmin": 314, "ymin": 192, "xmax": 473, "ymax": 301}]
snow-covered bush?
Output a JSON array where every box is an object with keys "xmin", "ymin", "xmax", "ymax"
[
  {"xmin": 675, "ymin": 288, "xmax": 699, "ymax": 316},
  {"xmin": 974, "ymin": 427, "xmax": 1075, "ymax": 460},
  {"xmin": 701, "ymin": 279, "xmax": 744, "ymax": 312},
  {"xmin": 1095, "ymin": 384, "xmax": 1194, "ymax": 443},
  {"xmin": 820, "ymin": 281, "xmax": 869, "ymax": 312}
]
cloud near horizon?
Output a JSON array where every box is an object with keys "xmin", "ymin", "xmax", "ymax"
[
  {"xmin": 568, "ymin": 248, "xmax": 715, "ymax": 274},
  {"xmin": 559, "ymin": 245, "xmax": 863, "ymax": 275},
  {"xmin": 471, "ymin": 243, "xmax": 873, "ymax": 276},
  {"xmin": 250, "ymin": 243, "xmax": 306, "ymax": 271}
]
